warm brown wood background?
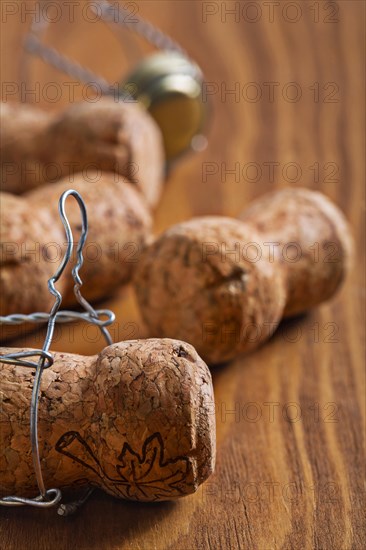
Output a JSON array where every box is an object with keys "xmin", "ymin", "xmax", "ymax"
[{"xmin": 1, "ymin": 1, "xmax": 365, "ymax": 549}]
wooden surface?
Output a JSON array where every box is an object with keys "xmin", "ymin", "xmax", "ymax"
[{"xmin": 1, "ymin": 1, "xmax": 365, "ymax": 549}]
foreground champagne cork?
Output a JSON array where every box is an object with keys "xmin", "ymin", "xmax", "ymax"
[
  {"xmin": 134, "ymin": 188, "xmax": 353, "ymax": 364},
  {"xmin": 0, "ymin": 98, "xmax": 164, "ymax": 207},
  {"xmin": 0, "ymin": 339, "xmax": 215, "ymax": 502}
]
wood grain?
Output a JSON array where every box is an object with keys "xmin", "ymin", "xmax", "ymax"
[{"xmin": 0, "ymin": 1, "xmax": 365, "ymax": 549}]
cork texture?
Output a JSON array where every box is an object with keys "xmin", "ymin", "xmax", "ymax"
[
  {"xmin": 26, "ymin": 172, "xmax": 152, "ymax": 305},
  {"xmin": 239, "ymin": 188, "xmax": 354, "ymax": 317},
  {"xmin": 134, "ymin": 217, "xmax": 286, "ymax": 364},
  {"xmin": 0, "ymin": 192, "xmax": 65, "ymax": 316},
  {"xmin": 0, "ymin": 102, "xmax": 52, "ymax": 194},
  {"xmin": 0, "ymin": 338, "xmax": 216, "ymax": 502},
  {"xmin": 134, "ymin": 189, "xmax": 353, "ymax": 364},
  {"xmin": 0, "ymin": 173, "xmax": 152, "ymax": 342},
  {"xmin": 0, "ymin": 98, "xmax": 165, "ymax": 207}
]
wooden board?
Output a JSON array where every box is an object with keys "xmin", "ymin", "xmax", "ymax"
[{"xmin": 0, "ymin": 1, "xmax": 365, "ymax": 548}]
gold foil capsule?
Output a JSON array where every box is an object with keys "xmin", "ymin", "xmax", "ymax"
[{"xmin": 121, "ymin": 51, "xmax": 209, "ymax": 161}]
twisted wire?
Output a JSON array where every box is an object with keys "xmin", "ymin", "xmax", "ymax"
[
  {"xmin": 94, "ymin": 0, "xmax": 186, "ymax": 55},
  {"xmin": 24, "ymin": 33, "xmax": 112, "ymax": 93},
  {"xmin": 24, "ymin": 0, "xmax": 188, "ymax": 91},
  {"xmin": 0, "ymin": 189, "xmax": 114, "ymax": 511},
  {"xmin": 0, "ymin": 309, "xmax": 115, "ymax": 326}
]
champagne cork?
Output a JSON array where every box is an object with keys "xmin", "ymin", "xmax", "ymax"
[
  {"xmin": 134, "ymin": 189, "xmax": 353, "ymax": 364},
  {"xmin": 0, "ymin": 173, "xmax": 152, "ymax": 342},
  {"xmin": 0, "ymin": 339, "xmax": 216, "ymax": 502},
  {"xmin": 1, "ymin": 98, "xmax": 164, "ymax": 207},
  {"xmin": 239, "ymin": 187, "xmax": 354, "ymax": 317}
]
